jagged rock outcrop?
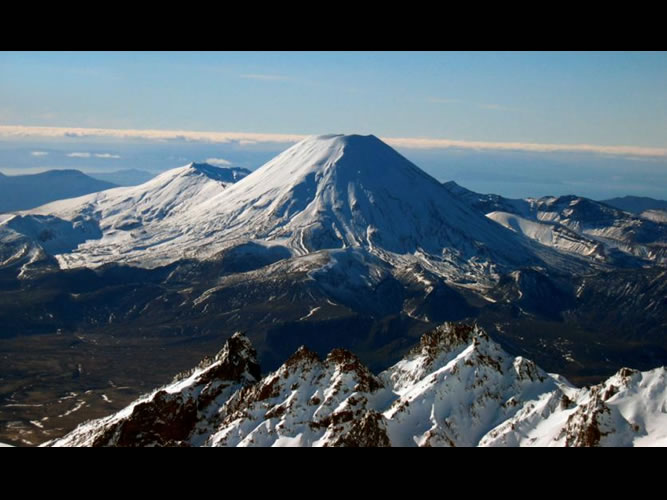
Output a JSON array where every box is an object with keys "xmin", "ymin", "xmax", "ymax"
[
  {"xmin": 46, "ymin": 333, "xmax": 260, "ymax": 447},
  {"xmin": 206, "ymin": 346, "xmax": 385, "ymax": 447},
  {"xmin": 45, "ymin": 324, "xmax": 667, "ymax": 447}
]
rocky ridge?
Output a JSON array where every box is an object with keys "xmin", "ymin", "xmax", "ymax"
[{"xmin": 45, "ymin": 324, "xmax": 667, "ymax": 447}]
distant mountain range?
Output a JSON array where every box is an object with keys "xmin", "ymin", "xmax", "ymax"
[
  {"xmin": 87, "ymin": 169, "xmax": 157, "ymax": 187},
  {"xmin": 0, "ymin": 170, "xmax": 116, "ymax": 213},
  {"xmin": 443, "ymin": 181, "xmax": 667, "ymax": 266},
  {"xmin": 602, "ymin": 195, "xmax": 667, "ymax": 214}
]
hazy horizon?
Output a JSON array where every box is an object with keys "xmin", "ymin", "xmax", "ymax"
[
  {"xmin": 1, "ymin": 51, "xmax": 666, "ymax": 200},
  {"xmin": 1, "ymin": 135, "xmax": 666, "ymax": 201}
]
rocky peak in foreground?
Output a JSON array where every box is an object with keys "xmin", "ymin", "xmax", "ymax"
[
  {"xmin": 45, "ymin": 325, "xmax": 667, "ymax": 447},
  {"xmin": 45, "ymin": 332, "xmax": 260, "ymax": 447}
]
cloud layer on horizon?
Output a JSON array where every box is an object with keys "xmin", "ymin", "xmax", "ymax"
[{"xmin": 2, "ymin": 125, "xmax": 666, "ymax": 158}]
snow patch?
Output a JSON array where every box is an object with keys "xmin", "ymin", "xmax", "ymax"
[{"xmin": 299, "ymin": 307, "xmax": 321, "ymax": 321}]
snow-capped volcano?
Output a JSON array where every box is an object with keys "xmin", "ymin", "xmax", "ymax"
[
  {"xmin": 1, "ymin": 134, "xmax": 546, "ymax": 280},
  {"xmin": 193, "ymin": 134, "xmax": 531, "ymax": 260}
]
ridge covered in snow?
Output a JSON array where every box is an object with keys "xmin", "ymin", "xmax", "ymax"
[
  {"xmin": 0, "ymin": 162, "xmax": 248, "ymax": 269},
  {"xmin": 444, "ymin": 181, "xmax": 667, "ymax": 266},
  {"xmin": 639, "ymin": 209, "xmax": 667, "ymax": 224},
  {"xmin": 45, "ymin": 324, "xmax": 667, "ymax": 447}
]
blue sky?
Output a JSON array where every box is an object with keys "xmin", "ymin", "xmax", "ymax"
[
  {"xmin": 1, "ymin": 51, "xmax": 666, "ymax": 145},
  {"xmin": 0, "ymin": 51, "xmax": 666, "ymax": 199}
]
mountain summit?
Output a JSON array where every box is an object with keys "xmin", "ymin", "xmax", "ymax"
[
  {"xmin": 186, "ymin": 134, "xmax": 542, "ymax": 274},
  {"xmin": 187, "ymin": 163, "xmax": 250, "ymax": 183},
  {"xmin": 196, "ymin": 134, "xmax": 459, "ymax": 253}
]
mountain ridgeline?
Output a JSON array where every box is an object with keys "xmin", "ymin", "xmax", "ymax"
[
  {"xmin": 0, "ymin": 135, "xmax": 665, "ymax": 446},
  {"xmin": 443, "ymin": 181, "xmax": 667, "ymax": 266},
  {"xmin": 45, "ymin": 326, "xmax": 667, "ymax": 447},
  {"xmin": 602, "ymin": 195, "xmax": 667, "ymax": 214}
]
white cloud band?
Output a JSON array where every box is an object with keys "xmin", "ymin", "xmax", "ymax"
[
  {"xmin": 383, "ymin": 137, "xmax": 667, "ymax": 157},
  {"xmin": 2, "ymin": 125, "xmax": 666, "ymax": 158},
  {"xmin": 0, "ymin": 125, "xmax": 304, "ymax": 145}
]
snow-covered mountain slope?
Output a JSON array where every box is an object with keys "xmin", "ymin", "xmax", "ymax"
[
  {"xmin": 444, "ymin": 182, "xmax": 667, "ymax": 266},
  {"xmin": 1, "ymin": 135, "xmax": 558, "ymax": 284},
  {"xmin": 486, "ymin": 211, "xmax": 605, "ymax": 260},
  {"xmin": 0, "ymin": 163, "xmax": 247, "ymax": 269},
  {"xmin": 442, "ymin": 180, "xmax": 528, "ymax": 215},
  {"xmin": 640, "ymin": 209, "xmax": 667, "ymax": 224},
  {"xmin": 533, "ymin": 195, "xmax": 665, "ymax": 246},
  {"xmin": 205, "ymin": 345, "xmax": 387, "ymax": 447},
  {"xmin": 46, "ymin": 324, "xmax": 667, "ymax": 447},
  {"xmin": 192, "ymin": 135, "xmax": 530, "ymax": 260}
]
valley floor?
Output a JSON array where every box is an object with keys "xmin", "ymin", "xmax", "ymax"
[{"xmin": 0, "ymin": 331, "xmax": 232, "ymax": 446}]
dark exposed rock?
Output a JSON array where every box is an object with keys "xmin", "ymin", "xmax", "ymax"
[
  {"xmin": 513, "ymin": 357, "xmax": 546, "ymax": 383},
  {"xmin": 173, "ymin": 332, "xmax": 261, "ymax": 384},
  {"xmin": 325, "ymin": 348, "xmax": 383, "ymax": 392},
  {"xmin": 92, "ymin": 390, "xmax": 197, "ymax": 447},
  {"xmin": 409, "ymin": 322, "xmax": 481, "ymax": 363},
  {"xmin": 89, "ymin": 332, "xmax": 259, "ymax": 447},
  {"xmin": 328, "ymin": 411, "xmax": 391, "ymax": 447},
  {"xmin": 561, "ymin": 392, "xmax": 612, "ymax": 447},
  {"xmin": 284, "ymin": 345, "xmax": 321, "ymax": 370},
  {"xmin": 560, "ymin": 393, "xmax": 573, "ymax": 410}
]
